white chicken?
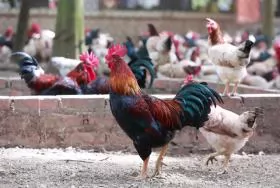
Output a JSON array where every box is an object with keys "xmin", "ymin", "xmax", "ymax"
[
  {"xmin": 246, "ymin": 58, "xmax": 276, "ymax": 77},
  {"xmin": 200, "ymin": 106, "xmax": 263, "ymax": 174},
  {"xmin": 158, "ymin": 47, "xmax": 201, "ymax": 78},
  {"xmin": 0, "ymin": 45, "xmax": 12, "ymax": 64},
  {"xmin": 24, "ymin": 29, "xmax": 55, "ymax": 62},
  {"xmin": 91, "ymin": 32, "xmax": 114, "ymax": 75},
  {"xmin": 145, "ymin": 24, "xmax": 178, "ymax": 73},
  {"xmin": 48, "ymin": 56, "xmax": 80, "ymax": 76},
  {"xmin": 241, "ymin": 74, "xmax": 271, "ymax": 89},
  {"xmin": 206, "ymin": 18, "xmax": 256, "ymax": 97}
]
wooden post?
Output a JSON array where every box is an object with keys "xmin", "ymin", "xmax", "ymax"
[{"xmin": 52, "ymin": 0, "xmax": 85, "ymax": 59}]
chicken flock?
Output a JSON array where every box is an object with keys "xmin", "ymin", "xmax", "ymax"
[{"xmin": 4, "ymin": 18, "xmax": 269, "ymax": 178}]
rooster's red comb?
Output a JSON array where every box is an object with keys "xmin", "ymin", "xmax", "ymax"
[
  {"xmin": 79, "ymin": 51, "xmax": 99, "ymax": 68},
  {"xmin": 105, "ymin": 44, "xmax": 127, "ymax": 62}
]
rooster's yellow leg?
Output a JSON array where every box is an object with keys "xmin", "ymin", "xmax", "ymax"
[
  {"xmin": 151, "ymin": 144, "xmax": 169, "ymax": 177},
  {"xmin": 222, "ymin": 82, "xmax": 230, "ymax": 96},
  {"xmin": 205, "ymin": 152, "xmax": 221, "ymax": 166},
  {"xmin": 131, "ymin": 157, "xmax": 150, "ymax": 180}
]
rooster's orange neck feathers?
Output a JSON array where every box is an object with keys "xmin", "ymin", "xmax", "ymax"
[
  {"xmin": 109, "ymin": 58, "xmax": 140, "ymax": 95},
  {"xmin": 208, "ymin": 27, "xmax": 224, "ymax": 46}
]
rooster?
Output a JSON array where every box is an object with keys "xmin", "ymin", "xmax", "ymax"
[
  {"xmin": 124, "ymin": 36, "xmax": 156, "ymax": 88},
  {"xmin": 200, "ymin": 106, "xmax": 263, "ymax": 174},
  {"xmin": 11, "ymin": 51, "xmax": 99, "ymax": 95},
  {"xmin": 206, "ymin": 18, "xmax": 255, "ymax": 98},
  {"xmin": 106, "ymin": 44, "xmax": 223, "ymax": 179}
]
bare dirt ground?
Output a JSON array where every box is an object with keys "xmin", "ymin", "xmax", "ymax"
[{"xmin": 0, "ymin": 148, "xmax": 279, "ymax": 188}]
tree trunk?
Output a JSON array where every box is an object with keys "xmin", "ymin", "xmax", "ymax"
[
  {"xmin": 13, "ymin": 0, "xmax": 30, "ymax": 52},
  {"xmin": 262, "ymin": 0, "xmax": 274, "ymax": 47},
  {"xmin": 52, "ymin": 0, "xmax": 85, "ymax": 59}
]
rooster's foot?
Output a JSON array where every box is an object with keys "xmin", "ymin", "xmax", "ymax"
[
  {"xmin": 151, "ymin": 161, "xmax": 166, "ymax": 178},
  {"xmin": 217, "ymin": 169, "xmax": 228, "ymax": 175},
  {"xmin": 206, "ymin": 156, "xmax": 218, "ymax": 166},
  {"xmin": 151, "ymin": 170, "xmax": 160, "ymax": 178}
]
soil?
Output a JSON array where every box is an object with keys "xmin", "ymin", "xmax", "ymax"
[{"xmin": 0, "ymin": 148, "xmax": 279, "ymax": 188}]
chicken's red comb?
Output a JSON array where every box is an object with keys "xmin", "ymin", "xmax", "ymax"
[
  {"xmin": 79, "ymin": 51, "xmax": 99, "ymax": 68},
  {"xmin": 5, "ymin": 26, "xmax": 13, "ymax": 36},
  {"xmin": 183, "ymin": 74, "xmax": 193, "ymax": 85},
  {"xmin": 105, "ymin": 44, "xmax": 127, "ymax": 62},
  {"xmin": 206, "ymin": 18, "xmax": 218, "ymax": 27}
]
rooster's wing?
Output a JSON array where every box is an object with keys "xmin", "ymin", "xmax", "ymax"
[{"xmin": 40, "ymin": 77, "xmax": 82, "ymax": 95}]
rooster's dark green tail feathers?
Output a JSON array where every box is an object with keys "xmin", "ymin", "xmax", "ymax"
[
  {"xmin": 175, "ymin": 82, "xmax": 223, "ymax": 129},
  {"xmin": 129, "ymin": 59, "xmax": 156, "ymax": 88},
  {"xmin": 11, "ymin": 52, "xmax": 39, "ymax": 67},
  {"xmin": 199, "ymin": 82, "xmax": 224, "ymax": 105}
]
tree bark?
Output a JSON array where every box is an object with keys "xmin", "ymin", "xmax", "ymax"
[
  {"xmin": 52, "ymin": 0, "xmax": 85, "ymax": 59},
  {"xmin": 262, "ymin": 0, "xmax": 274, "ymax": 47},
  {"xmin": 13, "ymin": 0, "xmax": 30, "ymax": 52}
]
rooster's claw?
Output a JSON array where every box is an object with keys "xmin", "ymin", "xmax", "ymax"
[
  {"xmin": 206, "ymin": 156, "xmax": 218, "ymax": 166},
  {"xmin": 217, "ymin": 169, "xmax": 228, "ymax": 175}
]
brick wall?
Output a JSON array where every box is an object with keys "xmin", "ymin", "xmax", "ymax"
[
  {"xmin": 0, "ymin": 76, "xmax": 279, "ymax": 154},
  {"xmin": 0, "ymin": 93, "xmax": 280, "ymax": 154},
  {"xmin": 0, "ymin": 10, "xmax": 262, "ymax": 41}
]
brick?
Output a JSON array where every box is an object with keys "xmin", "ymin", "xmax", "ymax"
[
  {"xmin": 0, "ymin": 95, "xmax": 278, "ymax": 154},
  {"xmin": 8, "ymin": 90, "xmax": 24, "ymax": 96},
  {"xmin": 13, "ymin": 98, "xmax": 39, "ymax": 112},
  {"xmin": 60, "ymin": 97, "xmax": 106, "ymax": 113},
  {"xmin": 39, "ymin": 98, "xmax": 60, "ymax": 112},
  {"xmin": 10, "ymin": 79, "xmax": 27, "ymax": 91},
  {"xmin": 0, "ymin": 78, "xmax": 8, "ymax": 89},
  {"xmin": 0, "ymin": 88, "xmax": 12, "ymax": 96},
  {"xmin": 167, "ymin": 79, "xmax": 182, "ymax": 91},
  {"xmin": 153, "ymin": 79, "xmax": 166, "ymax": 89},
  {"xmin": 0, "ymin": 98, "xmax": 10, "ymax": 110}
]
